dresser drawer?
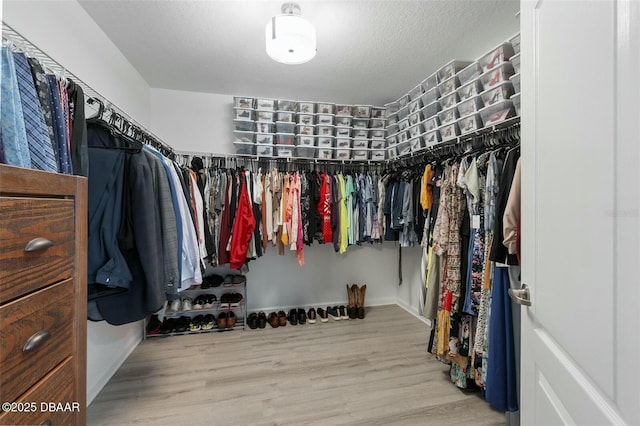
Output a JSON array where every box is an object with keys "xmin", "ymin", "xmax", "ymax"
[
  {"xmin": 0, "ymin": 358, "xmax": 76, "ymax": 426},
  {"xmin": 0, "ymin": 279, "xmax": 74, "ymax": 403},
  {"xmin": 0, "ymin": 197, "xmax": 75, "ymax": 303}
]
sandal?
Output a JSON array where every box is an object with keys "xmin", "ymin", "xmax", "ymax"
[{"xmin": 202, "ymin": 314, "xmax": 215, "ymax": 330}]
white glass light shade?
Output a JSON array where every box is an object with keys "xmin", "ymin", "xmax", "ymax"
[{"xmin": 266, "ymin": 13, "xmax": 316, "ymax": 64}]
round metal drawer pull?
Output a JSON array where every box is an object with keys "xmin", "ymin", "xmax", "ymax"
[
  {"xmin": 22, "ymin": 330, "xmax": 51, "ymax": 352},
  {"xmin": 24, "ymin": 237, "xmax": 53, "ymax": 252}
]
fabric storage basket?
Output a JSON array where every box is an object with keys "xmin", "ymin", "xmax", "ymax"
[
  {"xmin": 479, "ymin": 99, "xmax": 515, "ymax": 126},
  {"xmin": 234, "ymin": 108, "xmax": 254, "ymax": 120},
  {"xmin": 479, "ymin": 62, "xmax": 515, "ymax": 91},
  {"xmin": 255, "ymin": 121, "xmax": 274, "ymax": 133},
  {"xmin": 234, "ymin": 131, "xmax": 255, "ymax": 143},
  {"xmin": 457, "ymin": 62, "xmax": 483, "ymax": 86},
  {"xmin": 233, "ymin": 141, "xmax": 254, "ymax": 155},
  {"xmin": 481, "ymin": 81, "xmax": 515, "ymax": 107},
  {"xmin": 277, "ymin": 100, "xmax": 297, "ymax": 111},
  {"xmin": 276, "ymin": 121, "xmax": 295, "ymax": 133},
  {"xmin": 457, "ymin": 79, "xmax": 484, "ymax": 101},
  {"xmin": 234, "ymin": 119, "xmax": 255, "ymax": 132},
  {"xmin": 457, "ymin": 95, "xmax": 484, "ymax": 118},
  {"xmin": 458, "ymin": 113, "xmax": 483, "ymax": 134},
  {"xmin": 479, "ymin": 42, "xmax": 515, "ymax": 73},
  {"xmin": 440, "ymin": 122, "xmax": 460, "ymax": 141},
  {"xmin": 438, "ymin": 60, "xmax": 472, "ymax": 82},
  {"xmin": 256, "ymin": 98, "xmax": 275, "ymax": 111},
  {"xmin": 234, "ymin": 96, "xmax": 254, "ymax": 109},
  {"xmin": 423, "ymin": 129, "xmax": 441, "ymax": 146}
]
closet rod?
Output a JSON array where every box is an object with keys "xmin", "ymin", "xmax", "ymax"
[
  {"xmin": 1, "ymin": 21, "xmax": 176, "ymax": 157},
  {"xmin": 175, "ymin": 150, "xmax": 386, "ymax": 166}
]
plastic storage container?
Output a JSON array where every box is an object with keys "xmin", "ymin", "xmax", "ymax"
[
  {"xmin": 409, "ymin": 84, "xmax": 424, "ymax": 100},
  {"xmin": 397, "ymin": 95, "xmax": 409, "ymax": 109},
  {"xmin": 276, "ymin": 121, "xmax": 295, "ymax": 133},
  {"xmin": 479, "ymin": 99, "xmax": 515, "ymax": 126},
  {"xmin": 316, "ymin": 148, "xmax": 334, "ymax": 160},
  {"xmin": 370, "ymin": 150, "xmax": 385, "ymax": 161},
  {"xmin": 275, "ymin": 145, "xmax": 295, "ymax": 158},
  {"xmin": 234, "ymin": 131, "xmax": 255, "ymax": 143},
  {"xmin": 386, "ymin": 135, "xmax": 396, "ymax": 146},
  {"xmin": 408, "ymin": 113, "xmax": 421, "ymax": 127},
  {"xmin": 317, "ymin": 103, "xmax": 335, "ymax": 114},
  {"xmin": 458, "ymin": 113, "xmax": 483, "ymax": 134},
  {"xmin": 370, "ymin": 129, "xmax": 385, "ymax": 139},
  {"xmin": 510, "ymin": 34, "xmax": 521, "ymax": 54},
  {"xmin": 277, "ymin": 111, "xmax": 295, "ymax": 122},
  {"xmin": 440, "ymin": 122, "xmax": 460, "ymax": 141},
  {"xmin": 510, "ymin": 52, "xmax": 520, "ymax": 74},
  {"xmin": 438, "ymin": 60, "xmax": 472, "ymax": 82},
  {"xmin": 398, "ymin": 119, "xmax": 410, "ymax": 132},
  {"xmin": 255, "ymin": 121, "xmax": 274, "ymax": 133},
  {"xmin": 384, "ymin": 101, "xmax": 400, "ymax": 115},
  {"xmin": 397, "ymin": 131, "xmax": 409, "ymax": 144},
  {"xmin": 317, "ymin": 114, "xmax": 335, "ymax": 125},
  {"xmin": 438, "ymin": 106, "xmax": 459, "ymax": 125},
  {"xmin": 336, "ymin": 105, "xmax": 352, "ymax": 116},
  {"xmin": 387, "ymin": 114, "xmax": 398, "ymax": 125},
  {"xmin": 408, "ymin": 99, "xmax": 421, "ymax": 115},
  {"xmin": 256, "ymin": 111, "xmax": 274, "ymax": 122},
  {"xmin": 317, "ymin": 136, "xmax": 335, "ymax": 147},
  {"xmin": 233, "ymin": 141, "xmax": 254, "ymax": 155},
  {"xmin": 316, "ymin": 125, "xmax": 335, "ymax": 136},
  {"xmin": 421, "ymin": 87, "xmax": 439, "ymax": 106},
  {"xmin": 370, "ymin": 118, "xmax": 385, "ymax": 129},
  {"xmin": 423, "ymin": 129, "xmax": 441, "ymax": 146},
  {"xmin": 256, "ymin": 98, "xmax": 275, "ymax": 111},
  {"xmin": 512, "ymin": 93, "xmax": 521, "ymax": 116},
  {"xmin": 277, "ymin": 100, "xmax": 297, "ymax": 111},
  {"xmin": 297, "ymin": 113, "xmax": 315, "ymax": 125},
  {"xmin": 396, "ymin": 140, "xmax": 411, "ymax": 156},
  {"xmin": 351, "ymin": 150, "xmax": 369, "ymax": 161},
  {"xmin": 296, "ymin": 124, "xmax": 315, "ymax": 136},
  {"xmin": 387, "ymin": 123, "xmax": 399, "ymax": 135},
  {"xmin": 336, "ymin": 126, "xmax": 352, "ymax": 137},
  {"xmin": 275, "ymin": 133, "xmax": 295, "ymax": 145},
  {"xmin": 409, "ymin": 136, "xmax": 425, "ymax": 153},
  {"xmin": 234, "ymin": 97, "xmax": 254, "ymax": 109},
  {"xmin": 479, "ymin": 62, "xmax": 515, "ymax": 91},
  {"xmin": 439, "ymin": 92, "xmax": 459, "ymax": 110},
  {"xmin": 438, "ymin": 75, "xmax": 460, "ymax": 97},
  {"xmin": 234, "ymin": 119, "xmax": 254, "ymax": 132},
  {"xmin": 335, "ymin": 149, "xmax": 351, "ymax": 160},
  {"xmin": 295, "ymin": 135, "xmax": 316, "ymax": 146},
  {"xmin": 353, "ymin": 128, "xmax": 368, "ymax": 139},
  {"xmin": 335, "ymin": 116, "xmax": 353, "ymax": 127},
  {"xmin": 457, "ymin": 62, "xmax": 483, "ymax": 85},
  {"xmin": 386, "ymin": 145, "xmax": 398, "ymax": 160},
  {"xmin": 479, "ymin": 43, "xmax": 515, "ymax": 73},
  {"xmin": 457, "ymin": 95, "xmax": 484, "ymax": 118},
  {"xmin": 295, "ymin": 146, "xmax": 315, "ymax": 158},
  {"xmin": 353, "ymin": 105, "xmax": 371, "ymax": 118},
  {"xmin": 353, "ymin": 118, "xmax": 369, "ymax": 129},
  {"xmin": 353, "ymin": 139, "xmax": 369, "ymax": 149},
  {"xmin": 255, "ymin": 133, "xmax": 274, "ymax": 145},
  {"xmin": 370, "ymin": 139, "xmax": 385, "ymax": 150},
  {"xmin": 423, "ymin": 117, "xmax": 439, "ymax": 133},
  {"xmin": 457, "ymin": 79, "xmax": 484, "ymax": 101},
  {"xmin": 336, "ymin": 138, "xmax": 352, "ymax": 149},
  {"xmin": 256, "ymin": 144, "xmax": 273, "ymax": 156},
  {"xmin": 298, "ymin": 102, "xmax": 315, "ymax": 114},
  {"xmin": 510, "ymin": 73, "xmax": 521, "ymax": 93},
  {"xmin": 397, "ymin": 106, "xmax": 409, "ymax": 120},
  {"xmin": 421, "ymin": 73, "xmax": 438, "ymax": 92},
  {"xmin": 371, "ymin": 108, "xmax": 385, "ymax": 119},
  {"xmin": 481, "ymin": 81, "xmax": 515, "ymax": 107},
  {"xmin": 421, "ymin": 101, "xmax": 441, "ymax": 120},
  {"xmin": 234, "ymin": 108, "xmax": 254, "ymax": 121}
]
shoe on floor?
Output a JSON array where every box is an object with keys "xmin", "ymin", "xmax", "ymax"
[
  {"xmin": 248, "ymin": 312, "xmax": 258, "ymax": 329},
  {"xmin": 268, "ymin": 312, "xmax": 280, "ymax": 328},
  {"xmin": 288, "ymin": 309, "xmax": 298, "ymax": 325},
  {"xmin": 190, "ymin": 315, "xmax": 204, "ymax": 331},
  {"xmin": 227, "ymin": 311, "xmax": 237, "ymax": 328},
  {"xmin": 217, "ymin": 312, "xmax": 228, "ymax": 329},
  {"xmin": 146, "ymin": 315, "xmax": 161, "ymax": 335},
  {"xmin": 327, "ymin": 306, "xmax": 341, "ymax": 321},
  {"xmin": 317, "ymin": 308, "xmax": 329, "ymax": 323},
  {"xmin": 339, "ymin": 305, "xmax": 349, "ymax": 320},
  {"xmin": 175, "ymin": 316, "xmax": 191, "ymax": 332},
  {"xmin": 159, "ymin": 318, "xmax": 176, "ymax": 334},
  {"xmin": 257, "ymin": 312, "xmax": 267, "ymax": 329},
  {"xmin": 297, "ymin": 308, "xmax": 307, "ymax": 325},
  {"xmin": 202, "ymin": 314, "xmax": 215, "ymax": 330},
  {"xmin": 307, "ymin": 308, "xmax": 317, "ymax": 324}
]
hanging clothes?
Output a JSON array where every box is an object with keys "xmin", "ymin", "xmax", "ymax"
[{"xmin": 229, "ymin": 171, "xmax": 256, "ymax": 269}]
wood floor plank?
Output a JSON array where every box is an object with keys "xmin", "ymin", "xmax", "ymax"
[{"xmin": 88, "ymin": 305, "xmax": 506, "ymax": 425}]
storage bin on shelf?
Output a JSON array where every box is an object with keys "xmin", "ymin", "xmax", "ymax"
[
  {"xmin": 317, "ymin": 102, "xmax": 335, "ymax": 114},
  {"xmin": 317, "ymin": 114, "xmax": 335, "ymax": 125},
  {"xmin": 510, "ymin": 73, "xmax": 521, "ymax": 93},
  {"xmin": 421, "ymin": 73, "xmax": 438, "ymax": 92},
  {"xmin": 256, "ymin": 110, "xmax": 275, "ymax": 121},
  {"xmin": 277, "ymin": 100, "xmax": 297, "ymax": 111},
  {"xmin": 276, "ymin": 121, "xmax": 295, "ymax": 133},
  {"xmin": 233, "ymin": 141, "xmax": 255, "ymax": 155},
  {"xmin": 396, "ymin": 94, "xmax": 409, "ymax": 109},
  {"xmin": 397, "ymin": 105, "xmax": 409, "ymax": 120},
  {"xmin": 255, "ymin": 133, "xmax": 274, "ymax": 145},
  {"xmin": 371, "ymin": 107, "xmax": 385, "ymax": 119},
  {"xmin": 479, "ymin": 62, "xmax": 515, "ymax": 91},
  {"xmin": 387, "ymin": 145, "xmax": 398, "ymax": 160},
  {"xmin": 298, "ymin": 101, "xmax": 315, "ymax": 113},
  {"xmin": 398, "ymin": 118, "xmax": 410, "ymax": 132},
  {"xmin": 370, "ymin": 150, "xmax": 386, "ymax": 161},
  {"xmin": 510, "ymin": 33, "xmax": 520, "ymax": 54},
  {"xmin": 408, "ymin": 112, "xmax": 421, "ymax": 126},
  {"xmin": 351, "ymin": 149, "xmax": 369, "ymax": 161},
  {"xmin": 457, "ymin": 95, "xmax": 484, "ymax": 118},
  {"xmin": 234, "ymin": 119, "xmax": 255, "ymax": 132},
  {"xmin": 277, "ymin": 111, "xmax": 295, "ymax": 122},
  {"xmin": 421, "ymin": 101, "xmax": 441, "ymax": 120},
  {"xmin": 384, "ymin": 101, "xmax": 400, "ymax": 115},
  {"xmin": 386, "ymin": 135, "xmax": 396, "ymax": 146},
  {"xmin": 256, "ymin": 144, "xmax": 273, "ymax": 156},
  {"xmin": 297, "ymin": 113, "xmax": 315, "ymax": 125},
  {"xmin": 316, "ymin": 147, "xmax": 334, "ymax": 159},
  {"xmin": 353, "ymin": 105, "xmax": 372, "ymax": 118},
  {"xmin": 457, "ymin": 62, "xmax": 483, "ymax": 86},
  {"xmin": 234, "ymin": 108, "xmax": 254, "ymax": 120},
  {"xmin": 478, "ymin": 42, "xmax": 515, "ymax": 73},
  {"xmin": 336, "ymin": 138, "xmax": 352, "ymax": 149},
  {"xmin": 387, "ymin": 123, "xmax": 399, "ymax": 135},
  {"xmin": 255, "ymin": 121, "xmax": 274, "ymax": 133},
  {"xmin": 336, "ymin": 104, "xmax": 351, "ymax": 116},
  {"xmin": 479, "ymin": 99, "xmax": 515, "ymax": 126},
  {"xmin": 408, "ymin": 99, "xmax": 421, "ymax": 115},
  {"xmin": 387, "ymin": 113, "xmax": 398, "ymax": 125},
  {"xmin": 275, "ymin": 145, "xmax": 295, "ymax": 158},
  {"xmin": 295, "ymin": 135, "xmax": 316, "ymax": 146},
  {"xmin": 275, "ymin": 133, "xmax": 295, "ymax": 145},
  {"xmin": 439, "ymin": 91, "xmax": 459, "ymax": 110},
  {"xmin": 510, "ymin": 52, "xmax": 520, "ymax": 74},
  {"xmin": 439, "ymin": 60, "xmax": 472, "ymax": 82},
  {"xmin": 256, "ymin": 98, "xmax": 275, "ymax": 111},
  {"xmin": 317, "ymin": 136, "xmax": 335, "ymax": 147},
  {"xmin": 423, "ymin": 129, "xmax": 441, "ymax": 146},
  {"xmin": 440, "ymin": 122, "xmax": 460, "ymax": 141},
  {"xmin": 423, "ymin": 116, "xmax": 439, "ymax": 133},
  {"xmin": 353, "ymin": 128, "xmax": 368, "ymax": 139},
  {"xmin": 336, "ymin": 126, "xmax": 352, "ymax": 137},
  {"xmin": 297, "ymin": 124, "xmax": 316, "ymax": 136},
  {"xmin": 438, "ymin": 75, "xmax": 460, "ymax": 97},
  {"xmin": 421, "ymin": 87, "xmax": 439, "ymax": 106},
  {"xmin": 234, "ymin": 96, "xmax": 254, "ymax": 109},
  {"xmin": 353, "ymin": 118, "xmax": 369, "ymax": 129},
  {"xmin": 409, "ymin": 136, "xmax": 425, "ymax": 153},
  {"xmin": 396, "ymin": 130, "xmax": 409, "ymax": 144},
  {"xmin": 295, "ymin": 146, "xmax": 315, "ymax": 158},
  {"xmin": 335, "ymin": 116, "xmax": 352, "ymax": 127},
  {"xmin": 408, "ymin": 84, "xmax": 424, "ymax": 101},
  {"xmin": 481, "ymin": 81, "xmax": 515, "ymax": 107},
  {"xmin": 396, "ymin": 140, "xmax": 411, "ymax": 156},
  {"xmin": 369, "ymin": 118, "xmax": 385, "ymax": 129},
  {"xmin": 408, "ymin": 123, "xmax": 423, "ymax": 139},
  {"xmin": 370, "ymin": 139, "xmax": 385, "ymax": 150},
  {"xmin": 438, "ymin": 105, "xmax": 459, "ymax": 125},
  {"xmin": 335, "ymin": 149, "xmax": 350, "ymax": 160},
  {"xmin": 458, "ymin": 113, "xmax": 483, "ymax": 134},
  {"xmin": 370, "ymin": 129, "xmax": 385, "ymax": 139},
  {"xmin": 512, "ymin": 93, "xmax": 521, "ymax": 116},
  {"xmin": 353, "ymin": 138, "xmax": 369, "ymax": 149},
  {"xmin": 234, "ymin": 130, "xmax": 255, "ymax": 143},
  {"xmin": 457, "ymin": 79, "xmax": 483, "ymax": 101},
  {"xmin": 316, "ymin": 125, "xmax": 335, "ymax": 136}
]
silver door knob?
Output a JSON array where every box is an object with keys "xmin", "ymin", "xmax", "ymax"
[{"xmin": 508, "ymin": 283, "xmax": 532, "ymax": 306}]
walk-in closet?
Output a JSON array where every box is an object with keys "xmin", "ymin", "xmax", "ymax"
[{"xmin": 1, "ymin": 1, "xmax": 638, "ymax": 425}]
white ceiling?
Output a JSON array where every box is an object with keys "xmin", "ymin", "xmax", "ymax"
[{"xmin": 78, "ymin": 0, "xmax": 519, "ymax": 106}]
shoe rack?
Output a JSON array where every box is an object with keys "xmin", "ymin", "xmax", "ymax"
[{"xmin": 144, "ymin": 275, "xmax": 247, "ymax": 338}]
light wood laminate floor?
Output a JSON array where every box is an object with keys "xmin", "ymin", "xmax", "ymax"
[{"xmin": 88, "ymin": 305, "xmax": 505, "ymax": 426}]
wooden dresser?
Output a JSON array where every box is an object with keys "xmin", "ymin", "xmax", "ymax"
[{"xmin": 0, "ymin": 164, "xmax": 87, "ymax": 426}]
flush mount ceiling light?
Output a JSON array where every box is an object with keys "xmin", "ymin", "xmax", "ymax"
[{"xmin": 265, "ymin": 2, "xmax": 316, "ymax": 65}]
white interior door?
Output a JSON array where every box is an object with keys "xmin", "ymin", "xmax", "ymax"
[{"xmin": 520, "ymin": 0, "xmax": 639, "ymax": 424}]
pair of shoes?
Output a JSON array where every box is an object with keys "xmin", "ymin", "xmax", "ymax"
[
  {"xmin": 146, "ymin": 315, "xmax": 161, "ymax": 335},
  {"xmin": 193, "ymin": 294, "xmax": 217, "ymax": 309},
  {"xmin": 288, "ymin": 308, "xmax": 307, "ymax": 325},
  {"xmin": 189, "ymin": 315, "xmax": 204, "ymax": 331},
  {"xmin": 220, "ymin": 293, "xmax": 243, "ymax": 304},
  {"xmin": 248, "ymin": 312, "xmax": 267, "ymax": 329},
  {"xmin": 316, "ymin": 308, "xmax": 329, "ymax": 323},
  {"xmin": 201, "ymin": 274, "xmax": 224, "ymax": 289},
  {"xmin": 169, "ymin": 298, "xmax": 193, "ymax": 312},
  {"xmin": 217, "ymin": 311, "xmax": 237, "ymax": 329},
  {"xmin": 307, "ymin": 308, "xmax": 317, "ymax": 324},
  {"xmin": 267, "ymin": 312, "xmax": 280, "ymax": 328},
  {"xmin": 159, "ymin": 318, "xmax": 175, "ymax": 334},
  {"xmin": 174, "ymin": 316, "xmax": 191, "ymax": 332},
  {"xmin": 202, "ymin": 314, "xmax": 215, "ymax": 330},
  {"xmin": 278, "ymin": 311, "xmax": 287, "ymax": 326},
  {"xmin": 348, "ymin": 284, "xmax": 367, "ymax": 319},
  {"xmin": 326, "ymin": 306, "xmax": 348, "ymax": 321},
  {"xmin": 357, "ymin": 284, "xmax": 367, "ymax": 319},
  {"xmin": 232, "ymin": 275, "xmax": 247, "ymax": 286}
]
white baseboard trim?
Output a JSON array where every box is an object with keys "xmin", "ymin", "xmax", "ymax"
[
  {"xmin": 86, "ymin": 329, "xmax": 142, "ymax": 405},
  {"xmin": 395, "ymin": 299, "xmax": 432, "ymax": 327},
  {"xmin": 251, "ymin": 296, "xmax": 397, "ymax": 314}
]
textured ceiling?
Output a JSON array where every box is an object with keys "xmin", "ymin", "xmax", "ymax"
[{"xmin": 78, "ymin": 0, "xmax": 519, "ymax": 106}]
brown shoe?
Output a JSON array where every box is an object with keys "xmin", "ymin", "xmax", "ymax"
[
  {"xmin": 357, "ymin": 284, "xmax": 367, "ymax": 319},
  {"xmin": 278, "ymin": 310, "xmax": 287, "ymax": 326},
  {"xmin": 268, "ymin": 312, "xmax": 279, "ymax": 328},
  {"xmin": 227, "ymin": 311, "xmax": 237, "ymax": 328},
  {"xmin": 216, "ymin": 312, "xmax": 228, "ymax": 329},
  {"xmin": 348, "ymin": 284, "xmax": 358, "ymax": 319}
]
